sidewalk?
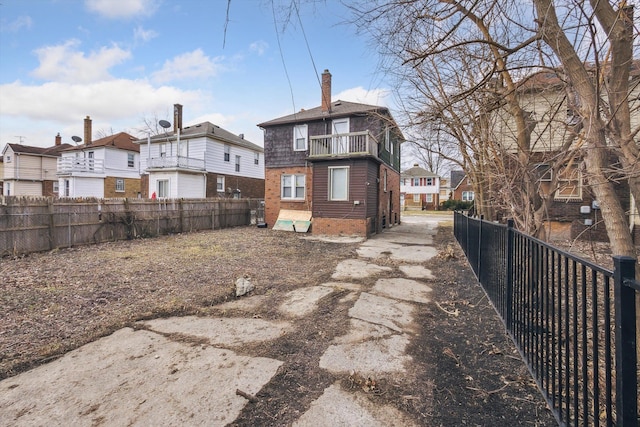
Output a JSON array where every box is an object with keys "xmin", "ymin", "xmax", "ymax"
[{"xmin": 0, "ymin": 213, "xmax": 554, "ymax": 426}]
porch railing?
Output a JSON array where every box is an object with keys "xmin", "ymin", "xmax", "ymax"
[
  {"xmin": 57, "ymin": 157, "xmax": 105, "ymax": 174},
  {"xmin": 147, "ymin": 156, "xmax": 205, "ymax": 171},
  {"xmin": 308, "ymin": 131, "xmax": 378, "ymax": 158},
  {"xmin": 454, "ymin": 211, "xmax": 638, "ymax": 426}
]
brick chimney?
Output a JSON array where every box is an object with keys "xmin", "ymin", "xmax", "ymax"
[
  {"xmin": 55, "ymin": 133, "xmax": 61, "ymax": 146},
  {"xmin": 84, "ymin": 116, "xmax": 92, "ymax": 145},
  {"xmin": 321, "ymin": 69, "xmax": 331, "ymax": 113},
  {"xmin": 173, "ymin": 104, "xmax": 183, "ymax": 134}
]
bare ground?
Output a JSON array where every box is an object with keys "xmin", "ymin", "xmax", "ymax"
[{"xmin": 0, "ymin": 224, "xmax": 557, "ymax": 426}]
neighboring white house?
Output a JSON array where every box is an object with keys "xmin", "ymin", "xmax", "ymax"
[
  {"xmin": 57, "ymin": 127, "xmax": 141, "ymax": 198},
  {"xmin": 2, "ymin": 135, "xmax": 72, "ymax": 196},
  {"xmin": 400, "ymin": 164, "xmax": 441, "ymax": 210},
  {"xmin": 136, "ymin": 104, "xmax": 265, "ymax": 199}
]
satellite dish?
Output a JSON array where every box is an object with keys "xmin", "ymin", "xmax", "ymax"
[
  {"xmin": 159, "ymin": 120, "xmax": 171, "ymax": 129},
  {"xmin": 71, "ymin": 136, "xmax": 82, "ymax": 144}
]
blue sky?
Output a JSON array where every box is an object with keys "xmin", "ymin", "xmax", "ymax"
[{"xmin": 0, "ymin": 0, "xmax": 392, "ymax": 149}]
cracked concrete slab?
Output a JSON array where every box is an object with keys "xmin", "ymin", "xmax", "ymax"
[
  {"xmin": 389, "ymin": 245, "xmax": 438, "ymax": 263},
  {"xmin": 331, "ymin": 259, "xmax": 392, "ymax": 280},
  {"xmin": 0, "ymin": 328, "xmax": 283, "ymax": 427},
  {"xmin": 141, "ymin": 316, "xmax": 290, "ymax": 347},
  {"xmin": 372, "ymin": 278, "xmax": 433, "ymax": 304},
  {"xmin": 214, "ymin": 294, "xmax": 270, "ymax": 312},
  {"xmin": 318, "ymin": 334, "xmax": 412, "ymax": 374},
  {"xmin": 399, "ymin": 265, "xmax": 435, "ymax": 279},
  {"xmin": 279, "ymin": 286, "xmax": 334, "ymax": 317},
  {"xmin": 332, "ymin": 319, "xmax": 396, "ymax": 344},
  {"xmin": 320, "ymin": 281, "xmax": 364, "ymax": 292},
  {"xmin": 293, "ymin": 383, "xmax": 418, "ymax": 427},
  {"xmin": 356, "ymin": 241, "xmax": 403, "ymax": 259},
  {"xmin": 348, "ymin": 292, "xmax": 415, "ymax": 333}
]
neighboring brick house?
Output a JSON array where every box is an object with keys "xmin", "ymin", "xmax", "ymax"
[
  {"xmin": 2, "ymin": 136, "xmax": 72, "ymax": 196},
  {"xmin": 493, "ymin": 61, "xmax": 639, "ymax": 240},
  {"xmin": 450, "ymin": 170, "xmax": 475, "ymax": 202},
  {"xmin": 258, "ymin": 69, "xmax": 403, "ymax": 237},
  {"xmin": 400, "ymin": 164, "xmax": 440, "ymax": 210},
  {"xmin": 136, "ymin": 104, "xmax": 264, "ymax": 199},
  {"xmin": 57, "ymin": 117, "xmax": 141, "ymax": 198}
]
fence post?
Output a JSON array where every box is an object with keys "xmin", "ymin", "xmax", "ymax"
[
  {"xmin": 612, "ymin": 255, "xmax": 638, "ymax": 426},
  {"xmin": 505, "ymin": 219, "xmax": 514, "ymax": 328}
]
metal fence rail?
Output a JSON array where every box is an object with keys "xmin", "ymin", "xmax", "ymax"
[{"xmin": 454, "ymin": 211, "xmax": 638, "ymax": 426}]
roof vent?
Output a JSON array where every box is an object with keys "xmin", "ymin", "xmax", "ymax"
[{"xmin": 334, "ymin": 101, "xmax": 342, "ymax": 106}]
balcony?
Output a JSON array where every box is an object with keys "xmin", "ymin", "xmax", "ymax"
[
  {"xmin": 147, "ymin": 155, "xmax": 205, "ymax": 171},
  {"xmin": 57, "ymin": 157, "xmax": 105, "ymax": 174},
  {"xmin": 308, "ymin": 131, "xmax": 378, "ymax": 159}
]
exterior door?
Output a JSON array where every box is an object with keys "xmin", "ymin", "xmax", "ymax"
[{"xmin": 331, "ymin": 118, "xmax": 349, "ymax": 154}]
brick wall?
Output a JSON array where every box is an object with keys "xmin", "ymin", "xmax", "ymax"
[
  {"xmin": 206, "ymin": 173, "xmax": 265, "ymax": 198},
  {"xmin": 264, "ymin": 166, "xmax": 313, "ymax": 228},
  {"xmin": 378, "ymin": 164, "xmax": 401, "ymax": 231},
  {"xmin": 312, "ymin": 217, "xmax": 368, "ymax": 237},
  {"xmin": 140, "ymin": 174, "xmax": 149, "ymax": 198},
  {"xmin": 104, "ymin": 177, "xmax": 141, "ymax": 198}
]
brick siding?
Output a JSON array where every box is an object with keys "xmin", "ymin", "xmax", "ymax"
[
  {"xmin": 104, "ymin": 177, "xmax": 141, "ymax": 198},
  {"xmin": 264, "ymin": 166, "xmax": 313, "ymax": 228}
]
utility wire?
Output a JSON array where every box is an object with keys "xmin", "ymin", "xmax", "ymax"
[
  {"xmin": 271, "ymin": 0, "xmax": 297, "ymax": 115},
  {"xmin": 291, "ymin": 1, "xmax": 322, "ymax": 94}
]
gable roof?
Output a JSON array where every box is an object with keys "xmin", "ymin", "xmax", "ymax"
[
  {"xmin": 450, "ymin": 170, "xmax": 467, "ymax": 189},
  {"xmin": 4, "ymin": 142, "xmax": 73, "ymax": 157},
  {"xmin": 64, "ymin": 132, "xmax": 139, "ymax": 153},
  {"xmin": 139, "ymin": 121, "xmax": 263, "ymax": 153},
  {"xmin": 257, "ymin": 100, "xmax": 389, "ymax": 127},
  {"xmin": 401, "ymin": 165, "xmax": 439, "ymax": 178}
]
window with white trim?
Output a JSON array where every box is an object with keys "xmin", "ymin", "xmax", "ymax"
[
  {"xmin": 224, "ymin": 145, "xmax": 230, "ymax": 162},
  {"xmin": 426, "ymin": 194, "xmax": 433, "ymax": 202},
  {"xmin": 281, "ymin": 174, "xmax": 305, "ymax": 200},
  {"xmin": 555, "ymin": 162, "xmax": 582, "ymax": 200},
  {"xmin": 426, "ymin": 177, "xmax": 434, "ymax": 186},
  {"xmin": 293, "ymin": 124, "xmax": 308, "ymax": 151},
  {"xmin": 157, "ymin": 179, "xmax": 169, "ymax": 198},
  {"xmin": 235, "ymin": 155, "xmax": 241, "ymax": 172},
  {"xmin": 462, "ymin": 191, "xmax": 474, "ymax": 201},
  {"xmin": 413, "ymin": 194, "xmax": 420, "ymax": 202},
  {"xmin": 217, "ymin": 176, "xmax": 225, "ymax": 192},
  {"xmin": 413, "ymin": 178, "xmax": 419, "ymax": 186},
  {"xmin": 63, "ymin": 180, "xmax": 69, "ymax": 197},
  {"xmin": 160, "ymin": 144, "xmax": 166, "ymax": 157},
  {"xmin": 115, "ymin": 178, "xmax": 125, "ymax": 192},
  {"xmin": 53, "ymin": 181, "xmax": 59, "ymax": 194},
  {"xmin": 254, "ymin": 152, "xmax": 259, "ymax": 165},
  {"xmin": 383, "ymin": 169, "xmax": 387, "ymax": 192},
  {"xmin": 127, "ymin": 153, "xmax": 135, "ymax": 168},
  {"xmin": 329, "ymin": 166, "xmax": 349, "ymax": 201},
  {"xmin": 5, "ymin": 155, "xmax": 11, "ymax": 162}
]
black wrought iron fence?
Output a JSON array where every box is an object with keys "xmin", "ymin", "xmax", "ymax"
[{"xmin": 454, "ymin": 211, "xmax": 638, "ymax": 427}]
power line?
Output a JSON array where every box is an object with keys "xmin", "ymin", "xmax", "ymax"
[{"xmin": 271, "ymin": 0, "xmax": 297, "ymax": 114}]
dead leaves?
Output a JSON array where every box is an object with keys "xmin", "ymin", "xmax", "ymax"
[{"xmin": 348, "ymin": 371, "xmax": 383, "ymax": 395}]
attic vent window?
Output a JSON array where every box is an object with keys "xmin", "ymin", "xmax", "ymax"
[{"xmin": 334, "ymin": 101, "xmax": 342, "ymax": 106}]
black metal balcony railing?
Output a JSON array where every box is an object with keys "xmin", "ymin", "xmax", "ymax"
[{"xmin": 308, "ymin": 131, "xmax": 378, "ymax": 158}]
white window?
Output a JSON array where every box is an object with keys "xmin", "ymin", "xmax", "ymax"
[
  {"xmin": 160, "ymin": 144, "xmax": 166, "ymax": 157},
  {"xmin": 5, "ymin": 182, "xmax": 11, "ymax": 196},
  {"xmin": 413, "ymin": 178, "xmax": 420, "ymax": 186},
  {"xmin": 534, "ymin": 163, "xmax": 553, "ymax": 182},
  {"xmin": 426, "ymin": 194, "xmax": 433, "ymax": 202},
  {"xmin": 281, "ymin": 174, "xmax": 305, "ymax": 200},
  {"xmin": 127, "ymin": 153, "xmax": 135, "ymax": 168},
  {"xmin": 53, "ymin": 181, "xmax": 59, "ymax": 193},
  {"xmin": 115, "ymin": 179, "xmax": 125, "ymax": 192},
  {"xmin": 87, "ymin": 151, "xmax": 94, "ymax": 171},
  {"xmin": 555, "ymin": 162, "xmax": 582, "ymax": 200},
  {"xmin": 235, "ymin": 155, "xmax": 241, "ymax": 172},
  {"xmin": 384, "ymin": 126, "xmax": 391, "ymax": 152},
  {"xmin": 5, "ymin": 155, "xmax": 11, "ymax": 162},
  {"xmin": 462, "ymin": 191, "xmax": 475, "ymax": 201},
  {"xmin": 254, "ymin": 152, "xmax": 259, "ymax": 165},
  {"xmin": 217, "ymin": 176, "xmax": 225, "ymax": 192},
  {"xmin": 383, "ymin": 169, "xmax": 388, "ymax": 192},
  {"xmin": 224, "ymin": 145, "xmax": 230, "ymax": 162},
  {"xmin": 63, "ymin": 180, "xmax": 69, "ymax": 197},
  {"xmin": 293, "ymin": 124, "xmax": 308, "ymax": 151},
  {"xmin": 329, "ymin": 166, "xmax": 349, "ymax": 201},
  {"xmin": 426, "ymin": 177, "xmax": 434, "ymax": 186},
  {"xmin": 157, "ymin": 179, "xmax": 169, "ymax": 198},
  {"xmin": 413, "ymin": 194, "xmax": 420, "ymax": 203}
]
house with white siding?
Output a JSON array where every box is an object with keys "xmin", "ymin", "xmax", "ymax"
[
  {"xmin": 400, "ymin": 164, "xmax": 441, "ymax": 210},
  {"xmin": 57, "ymin": 117, "xmax": 140, "ymax": 198},
  {"xmin": 136, "ymin": 104, "xmax": 264, "ymax": 199},
  {"xmin": 2, "ymin": 135, "xmax": 72, "ymax": 196}
]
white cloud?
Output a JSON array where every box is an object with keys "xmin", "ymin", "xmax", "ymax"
[
  {"xmin": 151, "ymin": 49, "xmax": 224, "ymax": 83},
  {"xmin": 31, "ymin": 40, "xmax": 131, "ymax": 83},
  {"xmin": 333, "ymin": 87, "xmax": 391, "ymax": 107},
  {"xmin": 85, "ymin": 0, "xmax": 159, "ymax": 19},
  {"xmin": 249, "ymin": 41, "xmax": 268, "ymax": 56},
  {"xmin": 0, "ymin": 16, "xmax": 33, "ymax": 33},
  {"xmin": 134, "ymin": 26, "xmax": 158, "ymax": 43}
]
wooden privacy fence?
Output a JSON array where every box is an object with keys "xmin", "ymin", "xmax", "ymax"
[{"xmin": 0, "ymin": 197, "xmax": 265, "ymax": 256}]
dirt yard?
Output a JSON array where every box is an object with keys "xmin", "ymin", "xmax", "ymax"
[{"xmin": 0, "ymin": 224, "xmax": 556, "ymax": 426}]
